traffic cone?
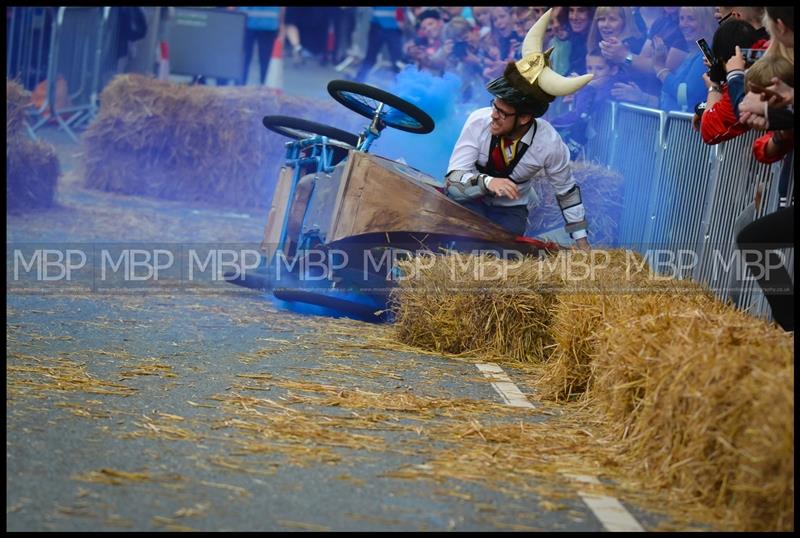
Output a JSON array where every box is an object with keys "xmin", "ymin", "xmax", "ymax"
[
  {"xmin": 326, "ymin": 22, "xmax": 335, "ymax": 64},
  {"xmin": 264, "ymin": 34, "xmax": 284, "ymax": 94},
  {"xmin": 157, "ymin": 41, "xmax": 170, "ymax": 81}
]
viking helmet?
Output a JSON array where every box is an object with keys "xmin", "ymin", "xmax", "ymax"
[{"xmin": 486, "ymin": 9, "xmax": 593, "ymax": 117}]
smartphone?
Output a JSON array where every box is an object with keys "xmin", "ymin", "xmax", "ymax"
[
  {"xmin": 696, "ymin": 38, "xmax": 716, "ymax": 65},
  {"xmin": 740, "ymin": 48, "xmax": 765, "ymax": 63}
]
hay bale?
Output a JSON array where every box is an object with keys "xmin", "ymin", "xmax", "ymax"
[
  {"xmin": 6, "ymin": 79, "xmax": 60, "ymax": 212},
  {"xmin": 527, "ymin": 161, "xmax": 623, "ymax": 246},
  {"xmin": 392, "ymin": 249, "xmax": 640, "ymax": 362},
  {"xmin": 7, "ymin": 79, "xmax": 30, "ymax": 135},
  {"xmin": 82, "ymin": 74, "xmax": 365, "ymax": 209},
  {"xmin": 391, "ymin": 251, "xmax": 561, "ymax": 361},
  {"xmin": 588, "ymin": 295, "xmax": 793, "ymax": 531}
]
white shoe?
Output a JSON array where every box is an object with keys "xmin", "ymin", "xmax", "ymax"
[{"xmin": 335, "ymin": 56, "xmax": 356, "ymax": 72}]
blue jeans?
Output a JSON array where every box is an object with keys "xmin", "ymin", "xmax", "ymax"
[{"xmin": 460, "ymin": 200, "xmax": 529, "ymax": 236}]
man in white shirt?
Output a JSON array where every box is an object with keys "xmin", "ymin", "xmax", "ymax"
[{"xmin": 445, "ymin": 9, "xmax": 593, "ymax": 250}]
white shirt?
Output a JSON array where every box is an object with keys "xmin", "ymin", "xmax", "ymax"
[{"xmin": 447, "ymin": 107, "xmax": 586, "ymax": 232}]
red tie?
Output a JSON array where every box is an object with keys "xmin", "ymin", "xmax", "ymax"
[{"xmin": 490, "ymin": 138, "xmax": 513, "ymax": 172}]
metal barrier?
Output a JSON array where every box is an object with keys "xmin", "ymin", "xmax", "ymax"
[
  {"xmin": 7, "ymin": 7, "xmax": 54, "ymax": 91},
  {"xmin": 8, "ymin": 7, "xmax": 111, "ymax": 142},
  {"xmin": 583, "ymin": 100, "xmax": 615, "ymax": 166},
  {"xmin": 584, "ymin": 100, "xmax": 794, "ymax": 324},
  {"xmin": 609, "ymin": 103, "xmax": 667, "ymax": 248}
]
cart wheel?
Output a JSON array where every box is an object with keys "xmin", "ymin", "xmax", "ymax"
[
  {"xmin": 327, "ymin": 80, "xmax": 435, "ymax": 134},
  {"xmin": 262, "ymin": 115, "xmax": 359, "ymax": 150}
]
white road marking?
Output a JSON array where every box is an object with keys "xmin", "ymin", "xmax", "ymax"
[
  {"xmin": 563, "ymin": 474, "xmax": 645, "ymax": 532},
  {"xmin": 475, "ymin": 363, "xmax": 534, "ymax": 408},
  {"xmin": 474, "ymin": 366, "xmax": 645, "ymax": 530}
]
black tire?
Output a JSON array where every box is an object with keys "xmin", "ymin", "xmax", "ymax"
[
  {"xmin": 261, "ymin": 115, "xmax": 359, "ymax": 149},
  {"xmin": 327, "ymin": 80, "xmax": 435, "ymax": 134}
]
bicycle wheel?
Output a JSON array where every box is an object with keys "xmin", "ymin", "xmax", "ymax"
[
  {"xmin": 261, "ymin": 115, "xmax": 358, "ymax": 150},
  {"xmin": 327, "ymin": 80, "xmax": 435, "ymax": 134}
]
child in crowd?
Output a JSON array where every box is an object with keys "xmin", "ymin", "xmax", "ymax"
[
  {"xmin": 549, "ymin": 49, "xmax": 626, "ymax": 159},
  {"xmin": 471, "ymin": 6, "xmax": 492, "ymax": 38},
  {"xmin": 744, "ymin": 54, "xmax": 794, "ymax": 163}
]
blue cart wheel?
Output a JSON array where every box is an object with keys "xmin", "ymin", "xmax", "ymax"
[
  {"xmin": 262, "ymin": 115, "xmax": 359, "ymax": 149},
  {"xmin": 327, "ymin": 80, "xmax": 435, "ymax": 134}
]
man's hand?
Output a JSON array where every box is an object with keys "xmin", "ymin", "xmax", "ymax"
[
  {"xmin": 573, "ymin": 237, "xmax": 590, "ymax": 251},
  {"xmin": 486, "ymin": 177, "xmax": 520, "ymax": 200}
]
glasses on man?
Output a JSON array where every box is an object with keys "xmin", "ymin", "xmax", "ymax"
[{"xmin": 490, "ymin": 100, "xmax": 517, "ymax": 120}]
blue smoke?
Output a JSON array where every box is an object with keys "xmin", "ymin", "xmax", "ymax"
[{"xmin": 370, "ymin": 67, "xmax": 490, "ymax": 183}]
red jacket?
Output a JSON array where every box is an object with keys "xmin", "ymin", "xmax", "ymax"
[
  {"xmin": 753, "ymin": 131, "xmax": 794, "ymax": 164},
  {"xmin": 700, "ymin": 85, "xmax": 749, "ymax": 145}
]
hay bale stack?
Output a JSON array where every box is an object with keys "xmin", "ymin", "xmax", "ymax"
[
  {"xmin": 391, "ymin": 248, "xmax": 793, "ymax": 530},
  {"xmin": 588, "ymin": 294, "xmax": 793, "ymax": 531},
  {"xmin": 82, "ymin": 74, "xmax": 364, "ymax": 209},
  {"xmin": 7, "ymin": 79, "xmax": 60, "ymax": 212},
  {"xmin": 527, "ymin": 161, "xmax": 623, "ymax": 246},
  {"xmin": 392, "ymin": 251, "xmax": 563, "ymax": 361}
]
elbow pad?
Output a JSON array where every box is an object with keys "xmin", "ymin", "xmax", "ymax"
[
  {"xmin": 556, "ymin": 184, "xmax": 582, "ymax": 211},
  {"xmin": 445, "ymin": 170, "xmax": 492, "ymax": 202},
  {"xmin": 557, "ymin": 185, "xmax": 589, "ymax": 237}
]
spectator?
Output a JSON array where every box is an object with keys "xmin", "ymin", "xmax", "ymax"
[
  {"xmin": 406, "ymin": 9, "xmax": 447, "ymax": 75},
  {"xmin": 715, "ymin": 6, "xmax": 735, "ymax": 23},
  {"xmin": 566, "ymin": 6, "xmax": 595, "ymax": 75},
  {"xmin": 735, "ymin": 5, "xmax": 794, "ymax": 332},
  {"xmin": 472, "ymin": 6, "xmax": 493, "ymax": 38},
  {"xmin": 732, "ymin": 7, "xmax": 769, "ymax": 41},
  {"xmin": 743, "ymin": 54, "xmax": 794, "ymax": 162},
  {"xmin": 611, "ymin": 7, "xmax": 717, "ymax": 112},
  {"xmin": 238, "ymin": 7, "xmax": 281, "ymax": 86},
  {"xmin": 511, "ymin": 7, "xmax": 537, "ymax": 59},
  {"xmin": 335, "ymin": 7, "xmax": 373, "ymax": 73},
  {"xmin": 116, "ymin": 7, "xmax": 148, "ymax": 73},
  {"xmin": 604, "ymin": 7, "xmax": 687, "ymax": 96},
  {"xmin": 550, "ymin": 49, "xmax": 627, "ymax": 159},
  {"xmin": 441, "ymin": 6, "xmax": 465, "ymax": 24},
  {"xmin": 697, "ymin": 19, "xmax": 765, "ymax": 143},
  {"xmin": 284, "ymin": 7, "xmax": 313, "ymax": 65},
  {"xmin": 354, "ymin": 6, "xmax": 405, "ymax": 82},
  {"xmin": 442, "ymin": 17, "xmax": 486, "ymax": 101},
  {"xmin": 482, "ymin": 7, "xmax": 521, "ymax": 79},
  {"xmin": 548, "ymin": 7, "xmax": 573, "ymax": 76},
  {"xmin": 588, "ymin": 6, "xmax": 646, "ymax": 74}
]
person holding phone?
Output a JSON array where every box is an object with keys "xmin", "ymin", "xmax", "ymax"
[{"xmin": 696, "ymin": 19, "xmax": 763, "ymax": 141}]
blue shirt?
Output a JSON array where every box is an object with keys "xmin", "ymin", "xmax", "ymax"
[
  {"xmin": 239, "ymin": 7, "xmax": 280, "ymax": 31},
  {"xmin": 373, "ymin": 6, "xmax": 400, "ymax": 30},
  {"xmin": 660, "ymin": 51, "xmax": 707, "ymax": 112}
]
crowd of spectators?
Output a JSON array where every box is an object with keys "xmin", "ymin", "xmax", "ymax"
[{"xmin": 278, "ymin": 7, "xmax": 791, "ymax": 157}]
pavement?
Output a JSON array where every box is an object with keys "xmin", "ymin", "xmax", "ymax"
[{"xmin": 7, "ymin": 59, "xmax": 715, "ymax": 531}]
